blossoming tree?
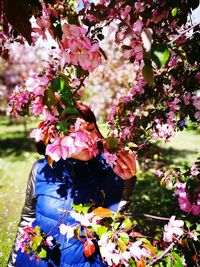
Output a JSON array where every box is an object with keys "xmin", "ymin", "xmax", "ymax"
[{"xmin": 1, "ymin": 0, "xmax": 200, "ymax": 266}]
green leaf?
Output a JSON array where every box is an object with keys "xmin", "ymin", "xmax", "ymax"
[
  {"xmin": 171, "ymin": 252, "xmax": 184, "ymax": 267},
  {"xmin": 61, "ymin": 107, "xmax": 80, "ymax": 116},
  {"xmin": 138, "ymin": 237, "xmax": 150, "ymax": 244},
  {"xmin": 142, "ymin": 62, "xmax": 154, "ymax": 85},
  {"xmin": 38, "ymin": 248, "xmax": 47, "ymax": 259},
  {"xmin": 165, "ymin": 256, "xmax": 173, "ymax": 267},
  {"xmin": 35, "ymin": 226, "xmax": 41, "ymax": 235},
  {"xmin": 119, "ymin": 232, "xmax": 129, "ymax": 244},
  {"xmin": 151, "ymin": 43, "xmax": 170, "ymax": 68},
  {"xmin": 129, "ymin": 258, "xmax": 136, "ymax": 267},
  {"xmin": 31, "ymin": 235, "xmax": 43, "ymax": 251},
  {"xmin": 72, "ymin": 203, "xmax": 91, "ymax": 214},
  {"xmin": 185, "ymin": 220, "xmax": 192, "ymax": 229},
  {"xmin": 113, "ymin": 222, "xmax": 120, "ymax": 229},
  {"xmin": 43, "ymin": 89, "xmax": 56, "ymax": 110},
  {"xmin": 122, "ymin": 217, "xmax": 133, "ymax": 229},
  {"xmin": 56, "ymin": 121, "xmax": 68, "ymax": 133},
  {"xmin": 105, "ymin": 136, "xmax": 118, "ymax": 150},
  {"xmin": 91, "ymin": 224, "xmax": 107, "ymax": 238},
  {"xmin": 51, "ymin": 77, "xmax": 61, "ymax": 92},
  {"xmin": 171, "ymin": 8, "xmax": 177, "ymax": 17},
  {"xmin": 196, "ymin": 223, "xmax": 200, "ymax": 231}
]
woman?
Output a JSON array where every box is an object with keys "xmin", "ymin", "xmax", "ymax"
[{"xmin": 8, "ymin": 103, "xmax": 137, "ymax": 267}]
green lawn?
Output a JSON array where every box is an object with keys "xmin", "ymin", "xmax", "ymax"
[{"xmin": 0, "ymin": 117, "xmax": 199, "ymax": 266}]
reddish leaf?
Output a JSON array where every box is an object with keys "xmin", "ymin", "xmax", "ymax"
[
  {"xmin": 92, "ymin": 207, "xmax": 113, "ymax": 218},
  {"xmin": 3, "ymin": 0, "xmax": 32, "ymax": 44},
  {"xmin": 83, "ymin": 240, "xmax": 95, "ymax": 258}
]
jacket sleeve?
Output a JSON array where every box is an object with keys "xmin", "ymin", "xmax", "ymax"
[
  {"xmin": 122, "ymin": 176, "xmax": 137, "ymax": 201},
  {"xmin": 7, "ymin": 161, "xmax": 38, "ymax": 267},
  {"xmin": 117, "ymin": 176, "xmax": 137, "ymax": 212}
]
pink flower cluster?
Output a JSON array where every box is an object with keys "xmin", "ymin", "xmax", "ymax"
[
  {"xmin": 59, "ymin": 207, "xmax": 153, "ymax": 267},
  {"xmin": 18, "ymin": 226, "xmax": 53, "ymax": 254},
  {"xmin": 8, "ymin": 86, "xmax": 32, "ymax": 116},
  {"xmin": 103, "ymin": 151, "xmax": 118, "ymax": 167},
  {"xmin": 25, "ymin": 74, "xmax": 50, "ymax": 97},
  {"xmin": 98, "ymin": 234, "xmax": 150, "ymax": 266},
  {"xmin": 174, "ymin": 181, "xmax": 200, "ymax": 216},
  {"xmin": 163, "ymin": 216, "xmax": 184, "ymax": 243},
  {"xmin": 130, "ymin": 78, "xmax": 146, "ymax": 96},
  {"xmin": 152, "ymin": 118, "xmax": 176, "ymax": 140},
  {"xmin": 30, "ymin": 120, "xmax": 59, "ymax": 144},
  {"xmin": 61, "ymin": 23, "xmax": 101, "ymax": 71},
  {"xmin": 45, "ymin": 119, "xmax": 99, "ymax": 161},
  {"xmin": 192, "ymin": 95, "xmax": 200, "ymax": 121}
]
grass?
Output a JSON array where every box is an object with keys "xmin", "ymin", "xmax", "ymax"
[{"xmin": 0, "ymin": 116, "xmax": 199, "ymax": 266}]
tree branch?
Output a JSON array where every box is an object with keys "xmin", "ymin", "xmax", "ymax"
[
  {"xmin": 143, "ymin": 213, "xmax": 170, "ymax": 221},
  {"xmin": 146, "ymin": 242, "xmax": 175, "ymax": 266},
  {"xmin": 168, "ymin": 22, "xmax": 200, "ymax": 45},
  {"xmin": 72, "ymin": 75, "xmax": 87, "ymax": 97}
]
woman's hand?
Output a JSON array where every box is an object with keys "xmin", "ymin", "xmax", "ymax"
[{"xmin": 113, "ymin": 150, "xmax": 137, "ymax": 180}]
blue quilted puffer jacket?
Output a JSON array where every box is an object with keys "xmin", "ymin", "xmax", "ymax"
[{"xmin": 15, "ymin": 153, "xmax": 127, "ymax": 267}]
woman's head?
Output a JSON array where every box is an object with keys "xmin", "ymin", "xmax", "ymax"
[
  {"xmin": 76, "ymin": 102, "xmax": 102, "ymax": 138},
  {"xmin": 36, "ymin": 102, "xmax": 102, "ymax": 157}
]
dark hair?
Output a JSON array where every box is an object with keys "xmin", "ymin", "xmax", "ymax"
[{"xmin": 36, "ymin": 102, "xmax": 103, "ymax": 155}]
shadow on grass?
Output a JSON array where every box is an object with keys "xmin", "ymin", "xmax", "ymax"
[
  {"xmin": 159, "ymin": 146, "xmax": 197, "ymax": 165},
  {"xmin": 0, "ymin": 137, "xmax": 36, "ymax": 158},
  {"xmin": 129, "ymin": 172, "xmax": 182, "ymax": 239},
  {"xmin": 140, "ymin": 143, "xmax": 197, "ymax": 172}
]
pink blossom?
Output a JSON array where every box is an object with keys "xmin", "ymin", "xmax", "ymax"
[
  {"xmin": 151, "ymin": 9, "xmax": 165, "ymax": 24},
  {"xmin": 26, "ymin": 75, "xmax": 49, "ymax": 96},
  {"xmin": 43, "ymin": 109, "xmax": 59, "ymax": 123},
  {"xmin": 163, "ymin": 216, "xmax": 184, "ymax": 242},
  {"xmin": 134, "ymin": 2, "xmax": 145, "ymax": 13},
  {"xmin": 98, "ymin": 235, "xmax": 116, "ymax": 267},
  {"xmin": 183, "ymin": 92, "xmax": 191, "ymax": 105},
  {"xmin": 165, "ymin": 97, "xmax": 180, "ymax": 111},
  {"xmin": 46, "ymin": 236, "xmax": 54, "ymax": 247},
  {"xmin": 120, "ymin": 6, "xmax": 131, "ymax": 23},
  {"xmin": 191, "ymin": 163, "xmax": 199, "ymax": 176},
  {"xmin": 168, "ymin": 56, "xmax": 179, "ymax": 67},
  {"xmin": 31, "ymin": 96, "xmax": 44, "ymax": 116},
  {"xmin": 129, "ymin": 114, "xmax": 135, "ymax": 123},
  {"xmin": 70, "ymin": 211, "xmax": 94, "ymax": 227},
  {"xmin": 152, "ymin": 118, "xmax": 176, "ymax": 140},
  {"xmin": 191, "ymin": 205, "xmax": 200, "ymax": 216},
  {"xmin": 59, "ymin": 224, "xmax": 74, "ymax": 241},
  {"xmin": 61, "ymin": 23, "xmax": 101, "ymax": 71},
  {"xmin": 155, "ymin": 169, "xmax": 164, "ymax": 178},
  {"xmin": 129, "ymin": 241, "xmax": 149, "ymax": 260},
  {"xmin": 192, "ymin": 95, "xmax": 200, "ymax": 110},
  {"xmin": 132, "ymin": 19, "xmax": 144, "ymax": 34},
  {"xmin": 194, "ymin": 111, "xmax": 200, "ymax": 121},
  {"xmin": 46, "ymin": 136, "xmax": 74, "ymax": 161},
  {"xmin": 103, "ymin": 151, "xmax": 118, "ymax": 167},
  {"xmin": 130, "ymin": 79, "xmax": 146, "ymax": 96},
  {"xmin": 30, "ymin": 128, "xmax": 44, "ymax": 142},
  {"xmin": 9, "ymin": 86, "xmax": 31, "ymax": 116}
]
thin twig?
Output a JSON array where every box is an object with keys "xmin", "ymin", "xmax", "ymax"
[
  {"xmin": 168, "ymin": 22, "xmax": 200, "ymax": 45},
  {"xmin": 147, "ymin": 242, "xmax": 175, "ymax": 266},
  {"xmin": 72, "ymin": 75, "xmax": 87, "ymax": 97},
  {"xmin": 143, "ymin": 213, "xmax": 170, "ymax": 221},
  {"xmin": 47, "ymin": 210, "xmax": 69, "ymax": 236}
]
